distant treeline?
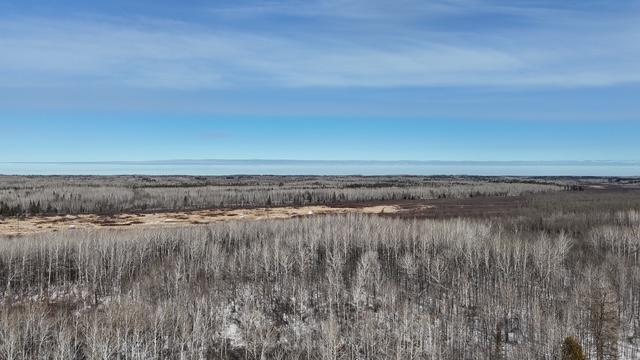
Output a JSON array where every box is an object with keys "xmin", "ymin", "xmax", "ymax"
[{"xmin": 0, "ymin": 175, "xmax": 562, "ymax": 217}]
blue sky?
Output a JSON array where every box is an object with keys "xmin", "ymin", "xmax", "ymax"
[{"xmin": 1, "ymin": 0, "xmax": 639, "ymax": 162}]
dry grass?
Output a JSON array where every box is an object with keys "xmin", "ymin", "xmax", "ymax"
[{"xmin": 0, "ymin": 205, "xmax": 398, "ymax": 236}]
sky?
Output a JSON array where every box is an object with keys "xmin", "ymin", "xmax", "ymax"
[{"xmin": 1, "ymin": 0, "xmax": 639, "ymax": 162}]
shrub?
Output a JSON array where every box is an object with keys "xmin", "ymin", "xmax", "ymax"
[{"xmin": 562, "ymin": 336, "xmax": 586, "ymax": 360}]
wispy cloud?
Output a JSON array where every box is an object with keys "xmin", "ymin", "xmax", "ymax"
[
  {"xmin": 0, "ymin": 0, "xmax": 639, "ymax": 90},
  {"xmin": 207, "ymin": 0, "xmax": 467, "ymax": 20}
]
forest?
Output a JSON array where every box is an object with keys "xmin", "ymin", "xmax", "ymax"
[
  {"xmin": 0, "ymin": 175, "xmax": 561, "ymax": 216},
  {"xmin": 1, "ymin": 176, "xmax": 639, "ymax": 359}
]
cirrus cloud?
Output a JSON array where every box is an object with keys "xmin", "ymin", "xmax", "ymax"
[{"xmin": 0, "ymin": 1, "xmax": 639, "ymax": 91}]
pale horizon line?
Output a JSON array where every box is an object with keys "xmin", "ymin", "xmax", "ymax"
[{"xmin": 4, "ymin": 159, "xmax": 640, "ymax": 166}]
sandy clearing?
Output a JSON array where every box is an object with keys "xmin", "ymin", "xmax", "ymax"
[{"xmin": 0, "ymin": 205, "xmax": 398, "ymax": 236}]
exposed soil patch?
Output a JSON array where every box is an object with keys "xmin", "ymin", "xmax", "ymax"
[
  {"xmin": 3, "ymin": 186, "xmax": 639, "ymax": 236},
  {"xmin": 0, "ymin": 205, "xmax": 398, "ymax": 236}
]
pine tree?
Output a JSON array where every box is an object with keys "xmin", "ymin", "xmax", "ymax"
[{"xmin": 562, "ymin": 337, "xmax": 586, "ymax": 360}]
